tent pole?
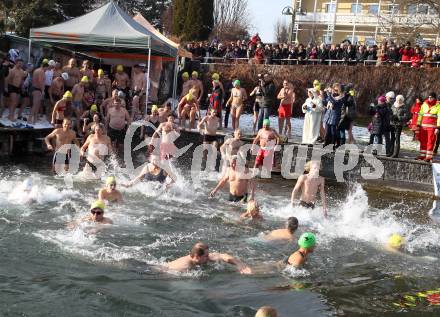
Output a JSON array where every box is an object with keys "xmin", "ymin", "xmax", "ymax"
[
  {"xmin": 146, "ymin": 47, "xmax": 151, "ymax": 114},
  {"xmin": 172, "ymin": 55, "xmax": 178, "ymax": 101}
]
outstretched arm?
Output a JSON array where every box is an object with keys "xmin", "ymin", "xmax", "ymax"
[
  {"xmin": 291, "ymin": 175, "xmax": 305, "ymax": 206},
  {"xmin": 210, "ymin": 253, "xmax": 252, "ymax": 274},
  {"xmin": 209, "ymin": 173, "xmax": 229, "ymax": 197}
]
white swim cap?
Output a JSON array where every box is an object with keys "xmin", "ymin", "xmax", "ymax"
[
  {"xmin": 61, "ymin": 72, "xmax": 69, "ymax": 81},
  {"xmin": 48, "ymin": 60, "xmax": 56, "ymax": 66},
  {"xmin": 23, "ymin": 178, "xmax": 33, "ymax": 191}
]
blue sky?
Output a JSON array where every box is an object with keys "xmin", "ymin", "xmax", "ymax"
[{"xmin": 249, "ymin": 0, "xmax": 290, "ymax": 42}]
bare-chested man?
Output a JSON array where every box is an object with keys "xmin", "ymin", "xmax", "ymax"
[
  {"xmin": 112, "ymin": 65, "xmax": 130, "ymax": 96},
  {"xmin": 80, "ymin": 60, "xmax": 94, "ymax": 83},
  {"xmin": 100, "ymin": 89, "xmax": 118, "ymax": 116},
  {"xmin": 105, "ymin": 98, "xmax": 131, "ymax": 150},
  {"xmin": 180, "ymin": 72, "xmax": 192, "ymax": 98},
  {"xmin": 48, "ymin": 72, "xmax": 68, "ymax": 107},
  {"xmin": 5, "ymin": 59, "xmax": 27, "ymax": 121},
  {"xmin": 178, "ymin": 89, "xmax": 200, "ymax": 129},
  {"xmin": 220, "ymin": 129, "xmax": 244, "ymax": 161},
  {"xmin": 198, "ymin": 108, "xmax": 220, "ymax": 148},
  {"xmin": 252, "ymin": 119, "xmax": 279, "ymax": 171},
  {"xmin": 158, "ymin": 101, "xmax": 173, "ymax": 123},
  {"xmin": 51, "ymin": 91, "xmax": 73, "ymax": 127},
  {"xmin": 151, "ymin": 114, "xmax": 179, "ymax": 160},
  {"xmin": 53, "ymin": 62, "xmax": 62, "ymax": 78},
  {"xmin": 71, "ymin": 76, "xmax": 89, "ymax": 131},
  {"xmin": 263, "ymin": 217, "xmax": 298, "ymax": 241},
  {"xmin": 291, "ymin": 160, "xmax": 327, "ymax": 217},
  {"xmin": 62, "ymin": 58, "xmax": 81, "ymax": 91},
  {"xmin": 44, "ymin": 118, "xmax": 80, "ymax": 171},
  {"xmin": 165, "ymin": 242, "xmax": 252, "ymax": 274},
  {"xmin": 225, "ymin": 79, "xmax": 247, "ymax": 130},
  {"xmin": 95, "ymin": 69, "xmax": 109, "ymax": 100},
  {"xmin": 277, "ymin": 80, "xmax": 295, "ymax": 137},
  {"xmin": 188, "ymin": 71, "xmax": 204, "ymax": 103},
  {"xmin": 210, "ymin": 155, "xmax": 255, "ymax": 203},
  {"xmin": 30, "ymin": 61, "xmax": 48, "ymax": 123},
  {"xmin": 98, "ymin": 176, "xmax": 123, "ymax": 203},
  {"xmin": 80, "ymin": 123, "xmax": 113, "ymax": 175},
  {"xmin": 67, "ymin": 200, "xmax": 113, "ymax": 230},
  {"xmin": 131, "ymin": 64, "xmax": 146, "ymax": 120}
]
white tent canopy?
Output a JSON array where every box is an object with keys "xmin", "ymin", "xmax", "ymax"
[{"xmin": 30, "ymin": 1, "xmax": 177, "ymax": 56}]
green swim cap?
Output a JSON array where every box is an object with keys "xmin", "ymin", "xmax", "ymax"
[
  {"xmin": 106, "ymin": 176, "xmax": 116, "ymax": 185},
  {"xmin": 298, "ymin": 232, "xmax": 316, "ymax": 249},
  {"xmin": 233, "ymin": 79, "xmax": 240, "ymax": 87},
  {"xmin": 263, "ymin": 119, "xmax": 270, "ymax": 126}
]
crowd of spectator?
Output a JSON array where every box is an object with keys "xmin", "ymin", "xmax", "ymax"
[{"xmin": 185, "ymin": 34, "xmax": 440, "ymax": 67}]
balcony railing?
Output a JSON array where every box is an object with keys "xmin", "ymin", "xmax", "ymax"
[{"xmin": 296, "ymin": 13, "xmax": 437, "ymax": 27}]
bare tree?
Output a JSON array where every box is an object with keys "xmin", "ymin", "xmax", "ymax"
[
  {"xmin": 213, "ymin": 0, "xmax": 251, "ymax": 39},
  {"xmin": 274, "ymin": 19, "xmax": 289, "ymax": 43}
]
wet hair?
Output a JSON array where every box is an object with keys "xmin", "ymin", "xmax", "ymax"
[
  {"xmin": 190, "ymin": 242, "xmax": 208, "ymax": 257},
  {"xmin": 255, "ymin": 306, "xmax": 278, "ymax": 317},
  {"xmin": 304, "ymin": 160, "xmax": 321, "ymax": 173},
  {"xmin": 286, "ymin": 217, "xmax": 299, "ymax": 234},
  {"xmin": 62, "ymin": 118, "xmax": 71, "ymax": 125}
]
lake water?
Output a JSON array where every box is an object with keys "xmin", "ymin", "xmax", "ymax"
[{"xmin": 0, "ymin": 152, "xmax": 439, "ymax": 316}]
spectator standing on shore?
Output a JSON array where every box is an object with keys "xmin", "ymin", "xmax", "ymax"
[
  {"xmin": 258, "ymin": 74, "xmax": 276, "ymax": 130},
  {"xmin": 369, "ymin": 96, "xmax": 392, "ymax": 155},
  {"xmin": 302, "ymin": 88, "xmax": 323, "ymax": 144},
  {"xmin": 417, "ymin": 93, "xmax": 440, "ymax": 162},
  {"xmin": 409, "ymin": 97, "xmax": 422, "ymax": 141},
  {"xmin": 323, "ymin": 83, "xmax": 346, "ymax": 149},
  {"xmin": 400, "ymin": 42, "xmax": 414, "ymax": 66},
  {"xmin": 389, "ymin": 95, "xmax": 409, "ymax": 158}
]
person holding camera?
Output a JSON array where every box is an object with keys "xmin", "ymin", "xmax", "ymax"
[{"xmin": 257, "ymin": 74, "xmax": 276, "ymax": 130}]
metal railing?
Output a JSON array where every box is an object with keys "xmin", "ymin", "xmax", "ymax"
[{"xmin": 196, "ymin": 56, "xmax": 440, "ymax": 67}]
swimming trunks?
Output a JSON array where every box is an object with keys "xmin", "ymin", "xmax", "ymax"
[
  {"xmin": 52, "ymin": 150, "xmax": 71, "ymax": 167},
  {"xmin": 255, "ymin": 148, "xmax": 273, "ymax": 168},
  {"xmin": 108, "ymin": 126, "xmax": 126, "ymax": 144},
  {"xmin": 160, "ymin": 142, "xmax": 176, "ymax": 160},
  {"xmin": 278, "ymin": 103, "xmax": 292, "ymax": 119},
  {"xmin": 300, "ymin": 200, "xmax": 315, "ymax": 209},
  {"xmin": 228, "ymin": 193, "xmax": 248, "ymax": 203},
  {"xmin": 203, "ymin": 134, "xmax": 217, "ymax": 143},
  {"xmin": 8, "ymin": 84, "xmax": 21, "ymax": 95},
  {"xmin": 72, "ymin": 100, "xmax": 82, "ymax": 111}
]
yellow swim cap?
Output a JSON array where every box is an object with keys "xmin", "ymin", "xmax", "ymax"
[
  {"xmin": 186, "ymin": 93, "xmax": 193, "ymax": 102},
  {"xmin": 116, "ymin": 65, "xmax": 123, "ymax": 72},
  {"xmin": 81, "ymin": 76, "xmax": 89, "ymax": 83},
  {"xmin": 212, "ymin": 73, "xmax": 220, "ymax": 80},
  {"xmin": 90, "ymin": 104, "xmax": 98, "ymax": 112},
  {"xmin": 192, "ymin": 71, "xmax": 198, "ymax": 78},
  {"xmin": 106, "ymin": 176, "xmax": 116, "ymax": 185},
  {"xmin": 90, "ymin": 200, "xmax": 105, "ymax": 211},
  {"xmin": 349, "ymin": 90, "xmax": 355, "ymax": 97},
  {"xmin": 313, "ymin": 79, "xmax": 320, "ymax": 85},
  {"xmin": 63, "ymin": 91, "xmax": 73, "ymax": 99},
  {"xmin": 98, "ymin": 68, "xmax": 104, "ymax": 76},
  {"xmin": 151, "ymin": 105, "xmax": 159, "ymax": 112},
  {"xmin": 388, "ymin": 234, "xmax": 404, "ymax": 249},
  {"xmin": 182, "ymin": 72, "xmax": 189, "ymax": 79},
  {"xmin": 42, "ymin": 58, "xmax": 49, "ymax": 65}
]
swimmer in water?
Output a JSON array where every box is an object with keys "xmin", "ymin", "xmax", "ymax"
[
  {"xmin": 67, "ymin": 200, "xmax": 113, "ymax": 229},
  {"xmin": 240, "ymin": 200, "xmax": 263, "ymax": 221},
  {"xmin": 124, "ymin": 155, "xmax": 176, "ymax": 189},
  {"xmin": 385, "ymin": 233, "xmax": 405, "ymax": 254},
  {"xmin": 291, "ymin": 160, "xmax": 328, "ymax": 217},
  {"xmin": 19, "ymin": 178, "xmax": 36, "ymax": 204},
  {"xmin": 165, "ymin": 242, "xmax": 252, "ymax": 274},
  {"xmin": 285, "ymin": 232, "xmax": 316, "ymax": 267},
  {"xmin": 255, "ymin": 306, "xmax": 278, "ymax": 317},
  {"xmin": 98, "ymin": 176, "xmax": 123, "ymax": 203},
  {"xmin": 210, "ymin": 155, "xmax": 255, "ymax": 203},
  {"xmin": 263, "ymin": 217, "xmax": 298, "ymax": 242}
]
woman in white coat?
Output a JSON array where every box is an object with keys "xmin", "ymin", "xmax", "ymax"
[{"xmin": 302, "ymin": 88, "xmax": 323, "ymax": 144}]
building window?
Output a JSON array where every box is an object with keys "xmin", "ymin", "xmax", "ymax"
[
  {"xmin": 351, "ymin": 4, "xmax": 362, "ymax": 14},
  {"xmin": 418, "ymin": 4, "xmax": 429, "ymax": 14},
  {"xmin": 388, "ymin": 4, "xmax": 399, "ymax": 14},
  {"xmin": 407, "ymin": 4, "xmax": 417, "ymax": 14},
  {"xmin": 326, "ymin": 3, "xmax": 336, "ymax": 13},
  {"xmin": 369, "ymin": 4, "xmax": 379, "ymax": 14}
]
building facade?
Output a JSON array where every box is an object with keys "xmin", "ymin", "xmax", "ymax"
[{"xmin": 293, "ymin": 0, "xmax": 439, "ymax": 45}]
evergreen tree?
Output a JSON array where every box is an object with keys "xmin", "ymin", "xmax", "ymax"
[
  {"xmin": 183, "ymin": 0, "xmax": 213, "ymax": 41},
  {"xmin": 172, "ymin": 0, "xmax": 187, "ymax": 37},
  {"xmin": 116, "ymin": 0, "xmax": 171, "ymax": 31}
]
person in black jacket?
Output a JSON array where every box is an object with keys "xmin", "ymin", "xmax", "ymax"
[
  {"xmin": 0, "ymin": 52, "xmax": 10, "ymax": 117},
  {"xmin": 369, "ymin": 96, "xmax": 392, "ymax": 155},
  {"xmin": 389, "ymin": 95, "xmax": 409, "ymax": 158},
  {"xmin": 257, "ymin": 74, "xmax": 276, "ymax": 130}
]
